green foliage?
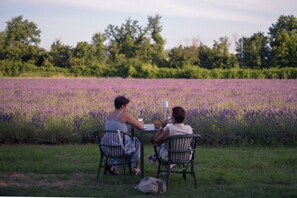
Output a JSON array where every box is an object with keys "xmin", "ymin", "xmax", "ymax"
[
  {"xmin": 104, "ymin": 14, "xmax": 166, "ymax": 66},
  {"xmin": 1, "ymin": 15, "xmax": 41, "ymax": 64},
  {"xmin": 70, "ymin": 64, "xmax": 105, "ymax": 77},
  {"xmin": 168, "ymin": 45, "xmax": 198, "ymax": 68},
  {"xmin": 1, "ymin": 59, "xmax": 297, "ymax": 78},
  {"xmin": 148, "ymin": 14, "xmax": 166, "ymax": 65},
  {"xmin": 0, "ymin": 32, "xmax": 5, "ymax": 60},
  {"xmin": 0, "ymin": 60, "xmax": 68, "ymax": 77},
  {"xmin": 72, "ymin": 41, "xmax": 96, "ymax": 65},
  {"xmin": 0, "ymin": 60, "xmax": 35, "ymax": 76},
  {"xmin": 197, "ymin": 45, "xmax": 214, "ymax": 69},
  {"xmin": 236, "ymin": 32, "xmax": 270, "ymax": 68},
  {"xmin": 212, "ymin": 37, "xmax": 233, "ymax": 69},
  {"xmin": 91, "ymin": 32, "xmax": 106, "ymax": 63},
  {"xmin": 269, "ymin": 15, "xmax": 297, "ymax": 67},
  {"xmin": 0, "ymin": 118, "xmax": 35, "ymax": 144},
  {"xmin": 4, "ymin": 15, "xmax": 41, "ymax": 45},
  {"xmin": 0, "ymin": 14, "xmax": 297, "ymax": 76},
  {"xmin": 49, "ymin": 39, "xmax": 72, "ymax": 67}
]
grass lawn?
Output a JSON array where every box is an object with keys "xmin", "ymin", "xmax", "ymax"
[{"xmin": 0, "ymin": 144, "xmax": 296, "ymax": 197}]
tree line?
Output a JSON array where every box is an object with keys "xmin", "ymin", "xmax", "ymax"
[{"xmin": 0, "ymin": 14, "xmax": 296, "ymax": 77}]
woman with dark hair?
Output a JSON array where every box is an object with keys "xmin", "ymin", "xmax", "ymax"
[
  {"xmin": 105, "ymin": 96, "xmax": 144, "ymax": 132},
  {"xmin": 155, "ymin": 106, "xmax": 193, "ymax": 145},
  {"xmin": 104, "ymin": 95, "xmax": 144, "ymax": 175},
  {"xmin": 150, "ymin": 106, "xmax": 193, "ymax": 162}
]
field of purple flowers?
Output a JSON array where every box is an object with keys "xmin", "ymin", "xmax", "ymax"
[{"xmin": 0, "ymin": 78, "xmax": 296, "ymax": 145}]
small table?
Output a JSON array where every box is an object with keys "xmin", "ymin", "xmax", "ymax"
[{"xmin": 132, "ymin": 124, "xmax": 158, "ymax": 177}]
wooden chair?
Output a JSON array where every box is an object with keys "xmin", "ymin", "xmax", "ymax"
[
  {"xmin": 154, "ymin": 134, "xmax": 200, "ymax": 190},
  {"xmin": 93, "ymin": 130, "xmax": 134, "ymax": 181}
]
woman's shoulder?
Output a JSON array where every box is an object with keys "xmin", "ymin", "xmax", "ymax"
[
  {"xmin": 119, "ymin": 111, "xmax": 136, "ymax": 123},
  {"xmin": 183, "ymin": 124, "xmax": 193, "ymax": 133},
  {"xmin": 184, "ymin": 124, "xmax": 192, "ymax": 129},
  {"xmin": 171, "ymin": 123, "xmax": 193, "ymax": 134},
  {"xmin": 119, "ymin": 111, "xmax": 130, "ymax": 119},
  {"xmin": 170, "ymin": 123, "xmax": 191, "ymax": 129}
]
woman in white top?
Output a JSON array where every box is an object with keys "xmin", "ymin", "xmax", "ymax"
[{"xmin": 155, "ymin": 106, "xmax": 193, "ymax": 160}]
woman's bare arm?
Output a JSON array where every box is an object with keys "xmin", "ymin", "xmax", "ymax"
[
  {"xmin": 155, "ymin": 127, "xmax": 169, "ymax": 145},
  {"xmin": 122, "ymin": 112, "xmax": 144, "ymax": 130}
]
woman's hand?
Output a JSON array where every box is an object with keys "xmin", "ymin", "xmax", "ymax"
[{"xmin": 160, "ymin": 119, "xmax": 168, "ymax": 128}]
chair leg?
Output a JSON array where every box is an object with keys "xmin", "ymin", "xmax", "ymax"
[
  {"xmin": 128, "ymin": 158, "xmax": 132, "ymax": 175},
  {"xmin": 191, "ymin": 162, "xmax": 197, "ymax": 188},
  {"xmin": 122, "ymin": 165, "xmax": 126, "ymax": 174},
  {"xmin": 96, "ymin": 163, "xmax": 100, "ymax": 182},
  {"xmin": 122, "ymin": 157, "xmax": 131, "ymax": 175},
  {"xmin": 182, "ymin": 165, "xmax": 187, "ymax": 181},
  {"xmin": 156, "ymin": 164, "xmax": 161, "ymax": 178},
  {"xmin": 97, "ymin": 156, "xmax": 104, "ymax": 181},
  {"xmin": 103, "ymin": 157, "xmax": 109, "ymax": 175},
  {"xmin": 165, "ymin": 165, "xmax": 170, "ymax": 191}
]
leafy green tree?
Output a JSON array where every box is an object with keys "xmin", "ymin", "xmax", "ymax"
[
  {"xmin": 167, "ymin": 45, "xmax": 185, "ymax": 68},
  {"xmin": 148, "ymin": 14, "xmax": 165, "ymax": 66},
  {"xmin": 4, "ymin": 15, "xmax": 41, "ymax": 45},
  {"xmin": 72, "ymin": 41, "xmax": 96, "ymax": 65},
  {"xmin": 212, "ymin": 37, "xmax": 237, "ymax": 69},
  {"xmin": 269, "ymin": 15, "xmax": 297, "ymax": 67},
  {"xmin": 49, "ymin": 39, "xmax": 72, "ymax": 67},
  {"xmin": 236, "ymin": 32, "xmax": 270, "ymax": 68},
  {"xmin": 105, "ymin": 18, "xmax": 142, "ymax": 61},
  {"xmin": 135, "ymin": 38, "xmax": 153, "ymax": 63},
  {"xmin": 92, "ymin": 32, "xmax": 106, "ymax": 63},
  {"xmin": 168, "ymin": 45, "xmax": 198, "ymax": 68},
  {"xmin": 197, "ymin": 44, "xmax": 213, "ymax": 69},
  {"xmin": 3, "ymin": 15, "xmax": 41, "ymax": 62},
  {"xmin": 0, "ymin": 31, "xmax": 5, "ymax": 60},
  {"xmin": 105, "ymin": 15, "xmax": 165, "ymax": 66},
  {"xmin": 35, "ymin": 48, "xmax": 51, "ymax": 67}
]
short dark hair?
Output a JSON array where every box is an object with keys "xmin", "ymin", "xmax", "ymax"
[
  {"xmin": 114, "ymin": 96, "xmax": 130, "ymax": 109},
  {"xmin": 172, "ymin": 106, "xmax": 186, "ymax": 123}
]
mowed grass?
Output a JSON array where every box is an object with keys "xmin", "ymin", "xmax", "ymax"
[{"xmin": 0, "ymin": 144, "xmax": 296, "ymax": 197}]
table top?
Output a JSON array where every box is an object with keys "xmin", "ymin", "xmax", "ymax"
[
  {"xmin": 143, "ymin": 124, "xmax": 156, "ymax": 131},
  {"xmin": 131, "ymin": 124, "xmax": 158, "ymax": 135}
]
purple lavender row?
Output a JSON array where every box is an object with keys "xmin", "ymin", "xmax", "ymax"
[{"xmin": 0, "ymin": 78, "xmax": 296, "ymax": 144}]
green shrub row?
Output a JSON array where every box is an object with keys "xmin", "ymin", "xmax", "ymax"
[
  {"xmin": 1, "ymin": 60, "xmax": 297, "ymax": 78},
  {"xmin": 149, "ymin": 66, "xmax": 297, "ymax": 79},
  {"xmin": 0, "ymin": 60, "xmax": 68, "ymax": 77}
]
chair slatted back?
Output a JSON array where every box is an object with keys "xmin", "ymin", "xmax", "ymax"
[
  {"xmin": 94, "ymin": 130, "xmax": 129, "ymax": 158},
  {"xmin": 154, "ymin": 133, "xmax": 200, "ymax": 190},
  {"xmin": 168, "ymin": 135, "xmax": 192, "ymax": 163},
  {"xmin": 167, "ymin": 134, "xmax": 199, "ymax": 164},
  {"xmin": 94, "ymin": 130, "xmax": 134, "ymax": 179}
]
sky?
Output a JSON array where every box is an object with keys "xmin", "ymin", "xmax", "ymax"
[{"xmin": 0, "ymin": 0, "xmax": 296, "ymax": 51}]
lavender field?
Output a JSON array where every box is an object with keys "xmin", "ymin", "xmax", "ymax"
[{"xmin": 0, "ymin": 78, "xmax": 296, "ymax": 145}]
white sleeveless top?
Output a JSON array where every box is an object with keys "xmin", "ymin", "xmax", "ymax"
[
  {"xmin": 158, "ymin": 123, "xmax": 193, "ymax": 161},
  {"xmin": 167, "ymin": 123, "xmax": 193, "ymax": 136}
]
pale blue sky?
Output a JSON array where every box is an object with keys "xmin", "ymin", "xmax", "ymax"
[{"xmin": 1, "ymin": 0, "xmax": 296, "ymax": 51}]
